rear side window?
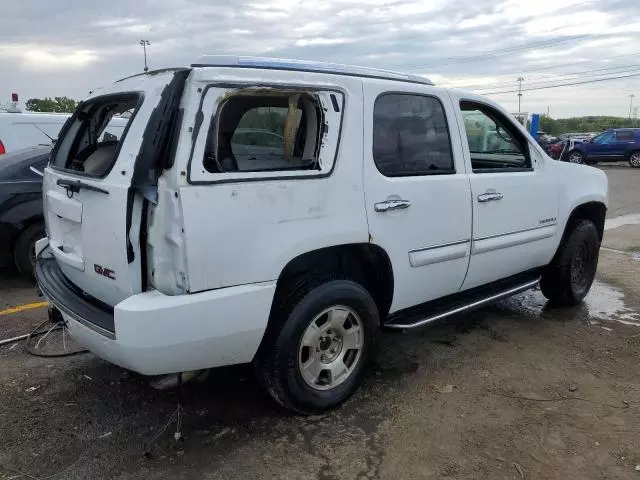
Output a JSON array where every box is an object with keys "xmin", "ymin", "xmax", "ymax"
[
  {"xmin": 51, "ymin": 94, "xmax": 139, "ymax": 177},
  {"xmin": 616, "ymin": 130, "xmax": 635, "ymax": 141},
  {"xmin": 204, "ymin": 93, "xmax": 322, "ymax": 173},
  {"xmin": 373, "ymin": 93, "xmax": 454, "ymax": 177}
]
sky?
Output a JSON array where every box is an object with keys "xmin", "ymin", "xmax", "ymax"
[{"xmin": 2, "ymin": 0, "xmax": 640, "ymax": 118}]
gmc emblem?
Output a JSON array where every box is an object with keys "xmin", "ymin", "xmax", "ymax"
[{"xmin": 94, "ymin": 264, "xmax": 116, "ymax": 280}]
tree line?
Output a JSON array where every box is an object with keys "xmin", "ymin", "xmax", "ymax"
[
  {"xmin": 538, "ymin": 115, "xmax": 640, "ymax": 135},
  {"xmin": 25, "ymin": 97, "xmax": 77, "ymax": 113}
]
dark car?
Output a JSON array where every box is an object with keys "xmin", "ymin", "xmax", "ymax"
[
  {"xmin": 0, "ymin": 145, "xmax": 50, "ymax": 277},
  {"xmin": 565, "ymin": 128, "xmax": 640, "ymax": 167}
]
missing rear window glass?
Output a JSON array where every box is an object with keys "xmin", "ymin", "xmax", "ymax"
[
  {"xmin": 52, "ymin": 94, "xmax": 139, "ymax": 177},
  {"xmin": 203, "ymin": 91, "xmax": 323, "ymax": 173}
]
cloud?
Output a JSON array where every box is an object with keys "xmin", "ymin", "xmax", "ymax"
[{"xmin": 1, "ymin": 0, "xmax": 640, "ymax": 117}]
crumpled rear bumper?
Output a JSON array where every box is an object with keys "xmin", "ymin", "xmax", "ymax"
[{"xmin": 35, "ymin": 241, "xmax": 276, "ymax": 375}]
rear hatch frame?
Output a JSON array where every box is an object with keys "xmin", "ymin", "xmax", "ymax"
[{"xmin": 39, "ymin": 69, "xmax": 190, "ymax": 309}]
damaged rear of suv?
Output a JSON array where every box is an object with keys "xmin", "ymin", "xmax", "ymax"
[{"xmin": 36, "ymin": 58, "xmax": 362, "ymax": 413}]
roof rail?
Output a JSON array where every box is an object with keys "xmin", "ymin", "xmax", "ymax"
[{"xmin": 191, "ymin": 55, "xmax": 434, "ymax": 86}]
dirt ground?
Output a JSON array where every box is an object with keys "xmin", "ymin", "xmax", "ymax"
[{"xmin": 1, "ymin": 167, "xmax": 640, "ymax": 480}]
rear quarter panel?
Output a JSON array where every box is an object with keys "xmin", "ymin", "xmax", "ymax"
[{"xmin": 175, "ymin": 71, "xmax": 368, "ymax": 292}]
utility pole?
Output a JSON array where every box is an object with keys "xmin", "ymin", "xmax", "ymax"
[
  {"xmin": 139, "ymin": 39, "xmax": 150, "ymax": 72},
  {"xmin": 517, "ymin": 77, "xmax": 524, "ymax": 113},
  {"xmin": 629, "ymin": 94, "xmax": 635, "ymax": 120}
]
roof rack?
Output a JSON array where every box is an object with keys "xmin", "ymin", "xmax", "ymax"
[{"xmin": 191, "ymin": 55, "xmax": 434, "ymax": 86}]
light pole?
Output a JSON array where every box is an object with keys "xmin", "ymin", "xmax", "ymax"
[
  {"xmin": 517, "ymin": 77, "xmax": 524, "ymax": 113},
  {"xmin": 629, "ymin": 94, "xmax": 635, "ymax": 120},
  {"xmin": 139, "ymin": 40, "xmax": 150, "ymax": 72}
]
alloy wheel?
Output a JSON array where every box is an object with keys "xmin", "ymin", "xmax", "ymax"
[{"xmin": 298, "ymin": 305, "xmax": 364, "ymax": 391}]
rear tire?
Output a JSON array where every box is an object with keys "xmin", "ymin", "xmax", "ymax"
[
  {"xmin": 540, "ymin": 220, "xmax": 600, "ymax": 305},
  {"xmin": 255, "ymin": 277, "xmax": 379, "ymax": 414},
  {"xmin": 628, "ymin": 150, "xmax": 640, "ymax": 168},
  {"xmin": 567, "ymin": 150, "xmax": 585, "ymax": 164},
  {"xmin": 14, "ymin": 223, "xmax": 45, "ymax": 279}
]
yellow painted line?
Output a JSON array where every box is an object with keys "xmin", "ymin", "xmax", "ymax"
[{"xmin": 0, "ymin": 301, "xmax": 49, "ymax": 316}]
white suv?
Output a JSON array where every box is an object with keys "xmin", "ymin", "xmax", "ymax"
[{"xmin": 35, "ymin": 56, "xmax": 608, "ymax": 414}]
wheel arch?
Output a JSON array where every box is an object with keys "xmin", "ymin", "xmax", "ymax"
[
  {"xmin": 278, "ymin": 243, "xmax": 393, "ymax": 316},
  {"xmin": 263, "ymin": 243, "xmax": 394, "ymax": 339},
  {"xmin": 625, "ymin": 148, "xmax": 640, "ymax": 160},
  {"xmin": 557, "ymin": 201, "xmax": 607, "ymax": 251}
]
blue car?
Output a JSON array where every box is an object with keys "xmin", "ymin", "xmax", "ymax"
[{"xmin": 566, "ymin": 128, "xmax": 640, "ymax": 167}]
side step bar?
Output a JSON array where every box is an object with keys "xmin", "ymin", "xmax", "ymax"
[{"xmin": 384, "ymin": 277, "xmax": 540, "ymax": 330}]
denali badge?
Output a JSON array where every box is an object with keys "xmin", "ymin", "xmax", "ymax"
[
  {"xmin": 539, "ymin": 217, "xmax": 557, "ymax": 225},
  {"xmin": 94, "ymin": 264, "xmax": 116, "ymax": 280}
]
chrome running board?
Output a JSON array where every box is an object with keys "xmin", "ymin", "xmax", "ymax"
[{"xmin": 384, "ymin": 277, "xmax": 540, "ymax": 330}]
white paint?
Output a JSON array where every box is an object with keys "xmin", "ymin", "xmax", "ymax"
[
  {"xmin": 42, "ymin": 72, "xmax": 174, "ymax": 306},
  {"xmin": 363, "ymin": 79, "xmax": 472, "ymax": 312},
  {"xmin": 63, "ymin": 280, "xmax": 276, "ymax": 375},
  {"xmin": 471, "ymin": 225, "xmax": 556, "ymax": 255},
  {"xmin": 36, "ymin": 60, "xmax": 612, "ymax": 376},
  {"xmin": 585, "ymin": 281, "xmax": 640, "ymax": 327},
  {"xmin": 408, "ymin": 241, "xmax": 469, "ymax": 268},
  {"xmin": 180, "ymin": 72, "xmax": 365, "ymax": 292},
  {"xmin": 604, "ymin": 213, "xmax": 640, "ymax": 231}
]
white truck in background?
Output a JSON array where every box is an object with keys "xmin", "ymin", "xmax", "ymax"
[
  {"xmin": 0, "ymin": 111, "xmax": 130, "ymax": 156},
  {"xmin": 0, "ymin": 112, "xmax": 71, "ymax": 155}
]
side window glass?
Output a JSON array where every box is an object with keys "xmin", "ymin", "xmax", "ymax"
[
  {"xmin": 373, "ymin": 93, "xmax": 454, "ymax": 177},
  {"xmin": 616, "ymin": 131, "xmax": 634, "ymax": 142},
  {"xmin": 460, "ymin": 101, "xmax": 530, "ymax": 172},
  {"xmin": 593, "ymin": 132, "xmax": 614, "ymax": 144}
]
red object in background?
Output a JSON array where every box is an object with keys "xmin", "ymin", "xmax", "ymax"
[
  {"xmin": 549, "ymin": 141, "xmax": 564, "ymax": 159},
  {"xmin": 11, "ymin": 93, "xmax": 18, "ymax": 102},
  {"xmin": 0, "ymin": 140, "xmax": 6, "ymax": 155}
]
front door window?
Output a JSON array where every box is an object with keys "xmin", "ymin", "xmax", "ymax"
[
  {"xmin": 592, "ymin": 132, "xmax": 615, "ymax": 145},
  {"xmin": 460, "ymin": 101, "xmax": 530, "ymax": 172}
]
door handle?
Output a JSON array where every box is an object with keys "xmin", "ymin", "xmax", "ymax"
[
  {"xmin": 374, "ymin": 199, "xmax": 411, "ymax": 212},
  {"xmin": 477, "ymin": 192, "xmax": 503, "ymax": 203}
]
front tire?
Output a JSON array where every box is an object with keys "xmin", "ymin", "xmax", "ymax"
[
  {"xmin": 628, "ymin": 150, "xmax": 640, "ymax": 168},
  {"xmin": 540, "ymin": 220, "xmax": 600, "ymax": 305},
  {"xmin": 255, "ymin": 278, "xmax": 379, "ymax": 414},
  {"xmin": 14, "ymin": 223, "xmax": 45, "ymax": 279}
]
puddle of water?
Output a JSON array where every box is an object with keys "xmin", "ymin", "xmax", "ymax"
[
  {"xmin": 495, "ymin": 281, "xmax": 640, "ymax": 327},
  {"xmin": 583, "ymin": 281, "xmax": 640, "ymax": 327},
  {"xmin": 600, "ymin": 247, "xmax": 640, "ymax": 261},
  {"xmin": 604, "ymin": 213, "xmax": 640, "ymax": 231}
]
